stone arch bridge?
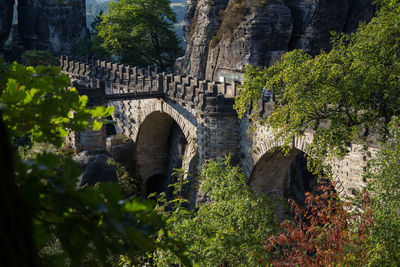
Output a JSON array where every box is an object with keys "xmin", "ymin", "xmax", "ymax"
[{"xmin": 61, "ymin": 55, "xmax": 373, "ymax": 199}]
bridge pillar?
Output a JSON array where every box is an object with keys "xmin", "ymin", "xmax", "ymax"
[
  {"xmin": 197, "ymin": 113, "xmax": 240, "ymax": 164},
  {"xmin": 79, "ymin": 124, "xmax": 106, "ymax": 151}
]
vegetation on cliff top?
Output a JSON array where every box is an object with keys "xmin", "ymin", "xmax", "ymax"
[{"xmin": 210, "ymin": 0, "xmax": 269, "ymax": 48}]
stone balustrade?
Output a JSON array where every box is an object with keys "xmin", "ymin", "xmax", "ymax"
[{"xmin": 60, "ymin": 55, "xmax": 238, "ymax": 114}]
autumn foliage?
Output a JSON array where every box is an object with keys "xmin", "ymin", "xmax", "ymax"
[{"xmin": 265, "ymin": 183, "xmax": 373, "ymax": 266}]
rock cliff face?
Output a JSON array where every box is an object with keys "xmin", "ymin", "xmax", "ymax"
[
  {"xmin": 179, "ymin": 0, "xmax": 375, "ymax": 81},
  {"xmin": 0, "ymin": 0, "xmax": 15, "ymax": 50},
  {"xmin": 16, "ymin": 0, "xmax": 87, "ymax": 53}
]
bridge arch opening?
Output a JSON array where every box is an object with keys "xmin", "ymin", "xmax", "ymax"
[
  {"xmin": 146, "ymin": 174, "xmax": 168, "ymax": 195},
  {"xmin": 135, "ymin": 111, "xmax": 190, "ymax": 197},
  {"xmin": 249, "ymin": 148, "xmax": 322, "ymax": 204}
]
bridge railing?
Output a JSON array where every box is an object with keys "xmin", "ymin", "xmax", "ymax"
[
  {"xmin": 60, "ymin": 55, "xmax": 275, "ymax": 114},
  {"xmin": 60, "ymin": 55, "xmax": 239, "ymax": 98},
  {"xmin": 61, "ymin": 55, "xmax": 165, "ymax": 98}
]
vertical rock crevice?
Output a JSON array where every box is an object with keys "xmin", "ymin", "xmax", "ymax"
[
  {"xmin": 179, "ymin": 0, "xmax": 375, "ymax": 81},
  {"xmin": 177, "ymin": 0, "xmax": 229, "ymax": 79},
  {"xmin": 0, "ymin": 0, "xmax": 15, "ymax": 50}
]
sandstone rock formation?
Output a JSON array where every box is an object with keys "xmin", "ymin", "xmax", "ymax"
[
  {"xmin": 110, "ymin": 140, "xmax": 135, "ymax": 175},
  {"xmin": 78, "ymin": 154, "xmax": 118, "ymax": 187},
  {"xmin": 179, "ymin": 0, "xmax": 375, "ymax": 81},
  {"xmin": 0, "ymin": 0, "xmax": 15, "ymax": 50},
  {"xmin": 17, "ymin": 0, "xmax": 87, "ymax": 53}
]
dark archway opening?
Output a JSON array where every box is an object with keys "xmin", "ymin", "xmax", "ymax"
[
  {"xmin": 146, "ymin": 174, "xmax": 168, "ymax": 196},
  {"xmin": 284, "ymin": 152, "xmax": 320, "ymax": 203},
  {"xmin": 135, "ymin": 112, "xmax": 189, "ymax": 198},
  {"xmin": 105, "ymin": 115, "xmax": 116, "ymax": 136},
  {"xmin": 249, "ymin": 149, "xmax": 334, "ymax": 206}
]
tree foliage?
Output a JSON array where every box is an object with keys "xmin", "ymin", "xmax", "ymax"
[
  {"xmin": 267, "ymin": 183, "xmax": 372, "ymax": 266},
  {"xmin": 234, "ymin": 1, "xmax": 400, "ymax": 265},
  {"xmin": 0, "ymin": 59, "xmax": 186, "ymax": 266},
  {"xmin": 234, "ymin": 0, "xmax": 400, "ymax": 162},
  {"xmin": 0, "ymin": 59, "xmax": 112, "ymax": 147},
  {"xmin": 152, "ymin": 157, "xmax": 278, "ymax": 266},
  {"xmin": 97, "ymin": 0, "xmax": 182, "ymax": 68},
  {"xmin": 89, "ymin": 10, "xmax": 111, "ymax": 59},
  {"xmin": 366, "ymin": 117, "xmax": 400, "ymax": 265},
  {"xmin": 86, "ymin": 0, "xmax": 109, "ymax": 31}
]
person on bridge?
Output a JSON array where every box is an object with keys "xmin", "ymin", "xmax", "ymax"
[{"xmin": 263, "ymin": 87, "xmax": 272, "ymax": 102}]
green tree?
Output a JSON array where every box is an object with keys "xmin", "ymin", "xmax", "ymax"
[
  {"xmin": 90, "ymin": 9, "xmax": 104, "ymax": 36},
  {"xmin": 152, "ymin": 157, "xmax": 278, "ymax": 266},
  {"xmin": 97, "ymin": 0, "xmax": 182, "ymax": 68},
  {"xmin": 0, "ymin": 59, "xmax": 187, "ymax": 266},
  {"xmin": 234, "ymin": 0, "xmax": 400, "ymax": 164},
  {"xmin": 366, "ymin": 118, "xmax": 400, "ymax": 265},
  {"xmin": 89, "ymin": 10, "xmax": 110, "ymax": 59}
]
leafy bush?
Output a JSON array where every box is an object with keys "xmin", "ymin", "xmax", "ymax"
[
  {"xmin": 152, "ymin": 157, "xmax": 278, "ymax": 266},
  {"xmin": 266, "ymin": 183, "xmax": 372, "ymax": 266},
  {"xmin": 106, "ymin": 157, "xmax": 139, "ymax": 197}
]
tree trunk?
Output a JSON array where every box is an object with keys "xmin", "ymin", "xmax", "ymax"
[{"xmin": 0, "ymin": 111, "xmax": 39, "ymax": 266}]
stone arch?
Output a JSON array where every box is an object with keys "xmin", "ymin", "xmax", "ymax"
[
  {"xmin": 246, "ymin": 123, "xmax": 317, "ymax": 199},
  {"xmin": 250, "ymin": 147, "xmax": 321, "ymax": 201},
  {"xmin": 134, "ymin": 106, "xmax": 197, "ymax": 196},
  {"xmin": 249, "ymin": 148, "xmax": 302, "ymax": 196},
  {"xmin": 240, "ymin": 121, "xmax": 313, "ymax": 178},
  {"xmin": 132, "ymin": 100, "xmax": 197, "ymax": 143},
  {"xmin": 251, "ymin": 134, "xmax": 313, "ymax": 169}
]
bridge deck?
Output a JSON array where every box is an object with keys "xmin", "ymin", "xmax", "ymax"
[
  {"xmin": 76, "ymin": 87, "xmax": 165, "ymax": 103},
  {"xmin": 105, "ymin": 92, "xmax": 165, "ymax": 100}
]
